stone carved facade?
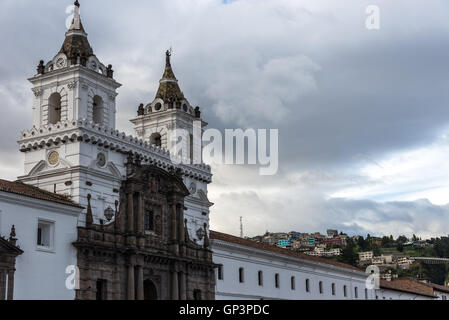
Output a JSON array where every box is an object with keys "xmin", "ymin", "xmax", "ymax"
[
  {"xmin": 0, "ymin": 226, "xmax": 23, "ymax": 300},
  {"xmin": 74, "ymin": 156, "xmax": 216, "ymax": 300}
]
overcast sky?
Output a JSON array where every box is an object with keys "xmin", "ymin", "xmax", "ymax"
[{"xmin": 2, "ymin": 0, "xmax": 449, "ymax": 239}]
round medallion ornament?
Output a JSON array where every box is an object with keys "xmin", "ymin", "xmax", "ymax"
[
  {"xmin": 97, "ymin": 153, "xmax": 106, "ymax": 168},
  {"xmin": 48, "ymin": 151, "xmax": 60, "ymax": 166}
]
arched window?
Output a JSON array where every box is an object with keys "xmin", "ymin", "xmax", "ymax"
[
  {"xmin": 291, "ymin": 276, "xmax": 295, "ymax": 290},
  {"xmin": 332, "ymin": 283, "xmax": 336, "ymax": 296},
  {"xmin": 305, "ymin": 279, "xmax": 310, "ymax": 293},
  {"xmin": 275, "ymin": 274, "xmax": 280, "ymax": 288},
  {"xmin": 354, "ymin": 287, "xmax": 358, "ymax": 299},
  {"xmin": 150, "ymin": 133, "xmax": 162, "ymax": 147},
  {"xmin": 92, "ymin": 95, "xmax": 104, "ymax": 124},
  {"xmin": 319, "ymin": 281, "xmax": 323, "ymax": 294},
  {"xmin": 258, "ymin": 271, "xmax": 263, "ymax": 286},
  {"xmin": 48, "ymin": 93, "xmax": 62, "ymax": 124},
  {"xmin": 239, "ymin": 268, "xmax": 244, "ymax": 283},
  {"xmin": 343, "ymin": 285, "xmax": 347, "ymax": 297}
]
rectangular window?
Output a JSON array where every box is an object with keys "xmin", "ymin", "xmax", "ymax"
[
  {"xmin": 306, "ymin": 279, "xmax": 310, "ymax": 292},
  {"xmin": 37, "ymin": 219, "xmax": 54, "ymax": 250},
  {"xmin": 319, "ymin": 281, "xmax": 323, "ymax": 294},
  {"xmin": 291, "ymin": 277, "xmax": 295, "ymax": 290},
  {"xmin": 217, "ymin": 266, "xmax": 223, "ymax": 280},
  {"xmin": 332, "ymin": 283, "xmax": 336, "ymax": 296},
  {"xmin": 193, "ymin": 289, "xmax": 202, "ymax": 300},
  {"xmin": 258, "ymin": 271, "xmax": 263, "ymax": 286},
  {"xmin": 275, "ymin": 274, "xmax": 280, "ymax": 288},
  {"xmin": 189, "ymin": 134, "xmax": 194, "ymax": 162},
  {"xmin": 96, "ymin": 279, "xmax": 107, "ymax": 300},
  {"xmin": 145, "ymin": 211, "xmax": 154, "ymax": 231},
  {"xmin": 239, "ymin": 268, "xmax": 244, "ymax": 283},
  {"xmin": 355, "ymin": 287, "xmax": 358, "ymax": 298}
]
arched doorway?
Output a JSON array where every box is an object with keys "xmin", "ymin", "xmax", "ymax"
[{"xmin": 144, "ymin": 279, "xmax": 158, "ymax": 300}]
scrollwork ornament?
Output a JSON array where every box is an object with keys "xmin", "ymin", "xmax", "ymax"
[{"xmin": 32, "ymin": 88, "xmax": 43, "ymax": 97}]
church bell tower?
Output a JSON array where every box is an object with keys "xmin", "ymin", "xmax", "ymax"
[
  {"xmin": 18, "ymin": 1, "xmax": 213, "ymax": 242},
  {"xmin": 18, "ymin": 1, "xmax": 122, "ymax": 225}
]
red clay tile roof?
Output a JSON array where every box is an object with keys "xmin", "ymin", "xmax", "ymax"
[
  {"xmin": 210, "ymin": 230, "xmax": 362, "ymax": 273},
  {"xmin": 0, "ymin": 179, "xmax": 83, "ymax": 209},
  {"xmin": 380, "ymin": 279, "xmax": 435, "ymax": 298},
  {"xmin": 423, "ymin": 282, "xmax": 449, "ymax": 294}
]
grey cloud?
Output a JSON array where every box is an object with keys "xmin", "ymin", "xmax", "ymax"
[{"xmin": 2, "ymin": 0, "xmax": 449, "ymax": 237}]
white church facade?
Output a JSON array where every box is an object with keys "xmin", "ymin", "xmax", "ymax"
[{"xmin": 0, "ymin": 1, "xmax": 442, "ymax": 300}]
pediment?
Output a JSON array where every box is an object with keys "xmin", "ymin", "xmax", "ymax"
[
  {"xmin": 0, "ymin": 237, "xmax": 23, "ymax": 255},
  {"xmin": 128, "ymin": 165, "xmax": 189, "ymax": 197}
]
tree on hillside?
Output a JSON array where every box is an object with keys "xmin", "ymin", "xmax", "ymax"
[
  {"xmin": 357, "ymin": 236, "xmax": 368, "ymax": 251},
  {"xmin": 434, "ymin": 237, "xmax": 449, "ymax": 258},
  {"xmin": 372, "ymin": 245, "xmax": 381, "ymax": 256},
  {"xmin": 396, "ymin": 235, "xmax": 408, "ymax": 244},
  {"xmin": 381, "ymin": 236, "xmax": 392, "ymax": 247},
  {"xmin": 339, "ymin": 239, "xmax": 358, "ymax": 266}
]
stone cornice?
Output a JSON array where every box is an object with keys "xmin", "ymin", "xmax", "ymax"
[
  {"xmin": 28, "ymin": 65, "xmax": 121, "ymax": 90},
  {"xmin": 18, "ymin": 119, "xmax": 212, "ymax": 182}
]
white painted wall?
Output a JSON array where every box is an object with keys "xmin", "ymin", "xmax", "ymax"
[
  {"xmin": 0, "ymin": 191, "xmax": 82, "ymax": 300},
  {"xmin": 211, "ymin": 239, "xmax": 376, "ymax": 300}
]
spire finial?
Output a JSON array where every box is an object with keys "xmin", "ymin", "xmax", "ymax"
[
  {"xmin": 69, "ymin": 0, "xmax": 82, "ymax": 31},
  {"xmin": 9, "ymin": 225, "xmax": 17, "ymax": 246},
  {"xmin": 86, "ymin": 194, "xmax": 93, "ymax": 227},
  {"xmin": 166, "ymin": 49, "xmax": 172, "ymax": 67}
]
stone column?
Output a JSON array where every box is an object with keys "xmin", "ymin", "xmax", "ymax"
[
  {"xmin": 0, "ymin": 270, "xmax": 5, "ymax": 300},
  {"xmin": 136, "ymin": 265, "xmax": 144, "ymax": 300},
  {"xmin": 171, "ymin": 271, "xmax": 179, "ymax": 300},
  {"xmin": 127, "ymin": 192, "xmax": 134, "ymax": 233},
  {"xmin": 136, "ymin": 193, "xmax": 143, "ymax": 234},
  {"xmin": 127, "ymin": 264, "xmax": 135, "ymax": 300},
  {"xmin": 7, "ymin": 270, "xmax": 14, "ymax": 300},
  {"xmin": 178, "ymin": 206, "xmax": 185, "ymax": 244},
  {"xmin": 179, "ymin": 272, "xmax": 186, "ymax": 300},
  {"xmin": 171, "ymin": 203, "xmax": 177, "ymax": 241}
]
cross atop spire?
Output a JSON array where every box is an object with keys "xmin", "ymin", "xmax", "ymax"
[
  {"xmin": 166, "ymin": 49, "xmax": 172, "ymax": 67},
  {"xmin": 69, "ymin": 0, "xmax": 84, "ymax": 32},
  {"xmin": 162, "ymin": 49, "xmax": 176, "ymax": 80},
  {"xmin": 59, "ymin": 0, "xmax": 93, "ymax": 64}
]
